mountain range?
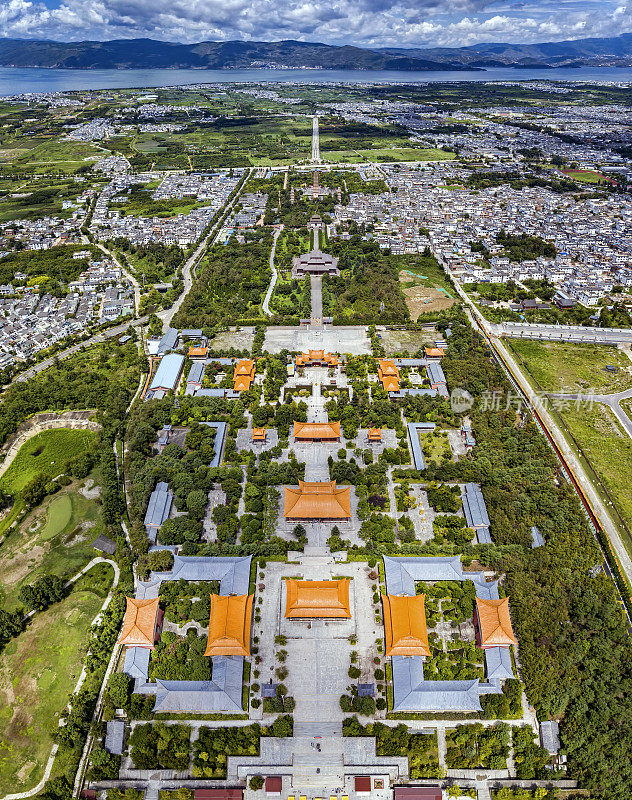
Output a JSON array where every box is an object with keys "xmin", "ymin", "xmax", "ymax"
[{"xmin": 1, "ymin": 33, "xmax": 632, "ymax": 71}]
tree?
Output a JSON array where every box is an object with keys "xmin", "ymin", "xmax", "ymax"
[
  {"xmin": 18, "ymin": 575, "xmax": 65, "ymax": 612},
  {"xmin": 0, "ymin": 609, "xmax": 23, "ymax": 648},
  {"xmin": 106, "ymin": 673, "xmax": 132, "ymax": 709},
  {"xmin": 20, "ymin": 473, "xmax": 49, "ymax": 507},
  {"xmin": 249, "ymin": 776, "xmax": 265, "ymax": 791},
  {"xmin": 186, "ymin": 489, "xmax": 208, "ymax": 520}
]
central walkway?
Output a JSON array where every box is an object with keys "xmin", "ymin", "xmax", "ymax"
[{"xmin": 311, "ymin": 115, "xmax": 320, "ymax": 163}]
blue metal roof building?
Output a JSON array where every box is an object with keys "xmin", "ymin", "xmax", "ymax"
[
  {"xmin": 157, "ymin": 327, "xmax": 179, "ymax": 355},
  {"xmin": 149, "ymin": 353, "xmax": 185, "ymax": 394}
]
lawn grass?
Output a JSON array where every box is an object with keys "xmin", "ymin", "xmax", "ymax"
[
  {"xmin": 321, "ymin": 147, "xmax": 455, "ymax": 163},
  {"xmin": 0, "ymin": 564, "xmax": 113, "ymax": 796},
  {"xmin": 0, "ymin": 474, "xmax": 104, "ymax": 611},
  {"xmin": 556, "ymin": 402, "xmax": 632, "ymax": 544},
  {"xmin": 562, "ymin": 169, "xmax": 614, "ymax": 185},
  {"xmin": 0, "ymin": 429, "xmax": 96, "ymax": 495},
  {"xmin": 507, "ymin": 339, "xmax": 632, "ymax": 394}
]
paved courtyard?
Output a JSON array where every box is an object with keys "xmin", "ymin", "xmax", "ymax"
[{"xmin": 264, "ymin": 325, "xmax": 371, "ymax": 355}]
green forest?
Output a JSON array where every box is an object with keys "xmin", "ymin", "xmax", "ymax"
[
  {"xmin": 173, "ymin": 232, "xmax": 272, "ymax": 328},
  {"xmin": 0, "ymin": 338, "xmax": 142, "ymax": 446},
  {"xmin": 324, "ymin": 237, "xmax": 409, "ymax": 323}
]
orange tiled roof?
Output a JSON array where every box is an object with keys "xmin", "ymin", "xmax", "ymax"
[
  {"xmin": 188, "ymin": 346, "xmax": 208, "ymax": 357},
  {"xmin": 233, "ymin": 359, "xmax": 255, "ymax": 391},
  {"xmin": 378, "ymin": 360, "xmax": 400, "ymax": 393},
  {"xmin": 296, "ymin": 350, "xmax": 338, "ymax": 367},
  {"xmin": 204, "ymin": 594, "xmax": 253, "ymax": 657},
  {"xmin": 476, "ymin": 597, "xmax": 517, "ymax": 647},
  {"xmin": 283, "ymin": 480, "xmax": 351, "ymax": 519},
  {"xmin": 368, "ymin": 428, "xmax": 382, "ymax": 441},
  {"xmin": 118, "ymin": 597, "xmax": 160, "ymax": 648},
  {"xmin": 285, "ymin": 579, "xmax": 351, "ymax": 618},
  {"xmin": 425, "ymin": 347, "xmax": 445, "ymax": 358},
  {"xmin": 293, "ymin": 421, "xmax": 341, "ymax": 440},
  {"xmin": 252, "ymin": 428, "xmax": 267, "ymax": 441},
  {"xmin": 382, "ymin": 594, "xmax": 431, "ymax": 657}
]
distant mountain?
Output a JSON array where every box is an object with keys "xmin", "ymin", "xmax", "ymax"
[
  {"xmin": 1, "ymin": 33, "xmax": 632, "ymax": 71},
  {"xmin": 379, "ymin": 32, "xmax": 632, "ymax": 68},
  {"xmin": 0, "ymin": 38, "xmax": 472, "ymax": 71}
]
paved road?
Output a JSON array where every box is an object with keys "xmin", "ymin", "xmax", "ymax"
[
  {"xmin": 262, "ymin": 225, "xmax": 283, "ymax": 316},
  {"xmin": 548, "ymin": 386, "xmax": 632, "ymax": 440},
  {"xmin": 310, "ymin": 275, "xmax": 323, "ymax": 322},
  {"xmin": 159, "ymin": 170, "xmax": 251, "ymax": 331},
  {"xmin": 311, "ymin": 115, "xmax": 320, "ymax": 163},
  {"xmin": 8, "ymin": 315, "xmax": 148, "ymax": 388},
  {"xmin": 442, "ymin": 259, "xmax": 632, "ymax": 588},
  {"xmin": 492, "ymin": 321, "xmax": 632, "ymax": 345}
]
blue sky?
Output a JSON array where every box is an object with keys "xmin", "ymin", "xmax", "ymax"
[{"xmin": 0, "ymin": 0, "xmax": 630, "ymax": 48}]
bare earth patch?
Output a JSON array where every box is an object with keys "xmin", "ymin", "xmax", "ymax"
[
  {"xmin": 79, "ymin": 478, "xmax": 101, "ymax": 500},
  {"xmin": 401, "ymin": 282, "xmax": 456, "ymax": 320}
]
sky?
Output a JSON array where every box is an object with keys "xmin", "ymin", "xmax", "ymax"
[{"xmin": 0, "ymin": 0, "xmax": 631, "ymax": 49}]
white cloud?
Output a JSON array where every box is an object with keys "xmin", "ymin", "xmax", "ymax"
[{"xmin": 0, "ymin": 0, "xmax": 630, "ymax": 49}]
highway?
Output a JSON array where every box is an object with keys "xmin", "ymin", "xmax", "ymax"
[
  {"xmin": 442, "ymin": 262, "xmax": 632, "ymax": 592},
  {"xmin": 492, "ymin": 321, "xmax": 632, "ymax": 345}
]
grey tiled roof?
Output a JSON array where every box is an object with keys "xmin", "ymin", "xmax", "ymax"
[
  {"xmin": 157, "ymin": 327, "xmax": 178, "ymax": 355},
  {"xmin": 105, "ymin": 720, "xmax": 125, "ymax": 755},
  {"xmin": 407, "ymin": 422, "xmax": 436, "ymax": 471},
  {"xmin": 462, "ymin": 483, "xmax": 491, "ymax": 530},
  {"xmin": 123, "ymin": 646, "xmax": 151, "ymax": 680},
  {"xmin": 484, "ymin": 646, "xmax": 514, "ymax": 680},
  {"xmin": 92, "ymin": 533, "xmax": 117, "ymax": 555},
  {"xmin": 187, "ymin": 361, "xmax": 205, "ymax": 385},
  {"xmin": 153, "ymin": 657, "xmax": 244, "ymax": 713},
  {"xmin": 470, "ymin": 574, "xmax": 500, "ymax": 600},
  {"xmin": 540, "ymin": 720, "xmax": 561, "ymax": 754},
  {"xmin": 477, "ymin": 527, "xmax": 492, "ymax": 545},
  {"xmin": 426, "ymin": 362, "xmax": 446, "ymax": 386},
  {"xmin": 202, "ymin": 421, "xmax": 228, "ymax": 468},
  {"xmin": 143, "ymin": 481, "xmax": 173, "ymax": 534},
  {"xmin": 392, "ymin": 657, "xmax": 482, "ymax": 712},
  {"xmin": 137, "ymin": 555, "xmax": 252, "ymax": 599},
  {"xmin": 531, "ymin": 526, "xmax": 545, "ymax": 548},
  {"xmin": 383, "ymin": 555, "xmax": 464, "ymax": 594},
  {"xmin": 394, "ymin": 358, "xmax": 427, "ymax": 367}
]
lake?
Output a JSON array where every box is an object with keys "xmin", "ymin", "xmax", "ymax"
[{"xmin": 1, "ymin": 66, "xmax": 632, "ymax": 96}]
